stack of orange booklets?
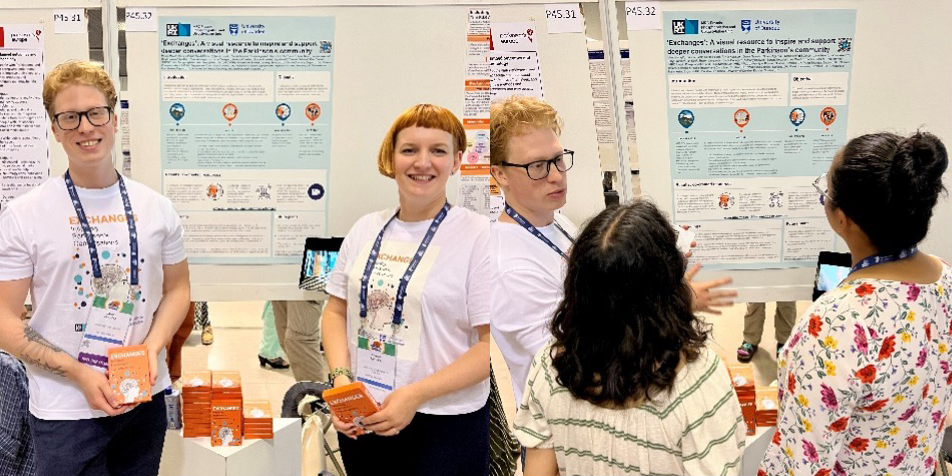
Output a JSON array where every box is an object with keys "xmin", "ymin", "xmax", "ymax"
[
  {"xmin": 181, "ymin": 370, "xmax": 212, "ymax": 438},
  {"xmin": 322, "ymin": 382, "xmax": 380, "ymax": 436},
  {"xmin": 243, "ymin": 400, "xmax": 274, "ymax": 439},
  {"xmin": 755, "ymin": 386, "xmax": 779, "ymax": 427},
  {"xmin": 211, "ymin": 371, "xmax": 243, "ymax": 447},
  {"xmin": 727, "ymin": 364, "xmax": 757, "ymax": 436},
  {"xmin": 107, "ymin": 345, "xmax": 151, "ymax": 405}
]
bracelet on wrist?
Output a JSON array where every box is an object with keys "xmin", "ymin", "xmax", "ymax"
[{"xmin": 328, "ymin": 367, "xmax": 354, "ymax": 382}]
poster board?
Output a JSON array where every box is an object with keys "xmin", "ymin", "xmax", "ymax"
[
  {"xmin": 630, "ymin": 0, "xmax": 952, "ymax": 301},
  {"xmin": 120, "ymin": 2, "xmax": 607, "ymax": 300}
]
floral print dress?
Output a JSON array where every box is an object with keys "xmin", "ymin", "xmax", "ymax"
[{"xmin": 761, "ymin": 261, "xmax": 952, "ymax": 476}]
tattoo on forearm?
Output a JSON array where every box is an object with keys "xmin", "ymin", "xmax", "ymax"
[
  {"xmin": 19, "ymin": 326, "xmax": 67, "ymax": 377},
  {"xmin": 19, "ymin": 355, "xmax": 67, "ymax": 377},
  {"xmin": 24, "ymin": 326, "xmax": 64, "ymax": 353}
]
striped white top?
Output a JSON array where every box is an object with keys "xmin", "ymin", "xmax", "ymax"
[{"xmin": 515, "ymin": 345, "xmax": 746, "ymax": 476}]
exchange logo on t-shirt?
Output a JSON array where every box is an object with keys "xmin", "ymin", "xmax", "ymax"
[{"xmin": 353, "ymin": 240, "xmax": 441, "ymax": 362}]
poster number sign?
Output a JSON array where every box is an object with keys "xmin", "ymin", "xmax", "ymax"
[
  {"xmin": 625, "ymin": 2, "xmax": 662, "ymax": 31},
  {"xmin": 544, "ymin": 4, "xmax": 585, "ymax": 34}
]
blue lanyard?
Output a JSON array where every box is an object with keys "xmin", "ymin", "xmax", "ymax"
[
  {"xmin": 64, "ymin": 171, "xmax": 139, "ymax": 286},
  {"xmin": 504, "ymin": 202, "xmax": 574, "ymax": 260},
  {"xmin": 359, "ymin": 202, "xmax": 450, "ymax": 328},
  {"xmin": 851, "ymin": 246, "xmax": 918, "ymax": 274}
]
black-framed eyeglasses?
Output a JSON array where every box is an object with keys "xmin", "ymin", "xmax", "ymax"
[
  {"xmin": 52, "ymin": 106, "xmax": 113, "ymax": 131},
  {"xmin": 500, "ymin": 149, "xmax": 574, "ymax": 180},
  {"xmin": 813, "ymin": 172, "xmax": 834, "ymax": 206}
]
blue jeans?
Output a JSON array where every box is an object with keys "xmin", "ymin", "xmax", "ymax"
[{"xmin": 30, "ymin": 392, "xmax": 167, "ymax": 476}]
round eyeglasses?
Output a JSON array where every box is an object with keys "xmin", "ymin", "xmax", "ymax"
[
  {"xmin": 52, "ymin": 106, "xmax": 113, "ymax": 131},
  {"xmin": 500, "ymin": 149, "xmax": 574, "ymax": 180},
  {"xmin": 813, "ymin": 172, "xmax": 834, "ymax": 205}
]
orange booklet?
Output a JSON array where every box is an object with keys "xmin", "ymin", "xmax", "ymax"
[
  {"xmin": 107, "ymin": 345, "xmax": 151, "ymax": 405},
  {"xmin": 322, "ymin": 382, "xmax": 380, "ymax": 435},
  {"xmin": 211, "ymin": 400, "xmax": 243, "ymax": 446}
]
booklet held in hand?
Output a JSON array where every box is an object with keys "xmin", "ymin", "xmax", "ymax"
[{"xmin": 322, "ymin": 382, "xmax": 380, "ymax": 436}]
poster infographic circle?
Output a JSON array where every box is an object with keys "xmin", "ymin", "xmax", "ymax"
[
  {"xmin": 821, "ymin": 107, "xmax": 837, "ymax": 126},
  {"xmin": 169, "ymin": 103, "xmax": 186, "ymax": 121},
  {"xmin": 733, "ymin": 108, "xmax": 750, "ymax": 128},
  {"xmin": 678, "ymin": 110, "xmax": 695, "ymax": 129},
  {"xmin": 789, "ymin": 107, "xmax": 805, "ymax": 127},
  {"xmin": 222, "ymin": 103, "xmax": 238, "ymax": 122},
  {"xmin": 276, "ymin": 103, "xmax": 292, "ymax": 122},
  {"xmin": 305, "ymin": 103, "xmax": 321, "ymax": 122}
]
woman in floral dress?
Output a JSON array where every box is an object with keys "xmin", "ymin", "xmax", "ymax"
[{"xmin": 761, "ymin": 131, "xmax": 952, "ymax": 475}]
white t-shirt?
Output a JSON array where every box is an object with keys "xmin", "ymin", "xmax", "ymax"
[
  {"xmin": 326, "ymin": 206, "xmax": 490, "ymax": 415},
  {"xmin": 0, "ymin": 176, "xmax": 186, "ymax": 420},
  {"xmin": 489, "ymin": 213, "xmax": 577, "ymax": 403}
]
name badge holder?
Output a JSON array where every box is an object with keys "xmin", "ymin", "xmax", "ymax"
[
  {"xmin": 66, "ymin": 171, "xmax": 140, "ymax": 372},
  {"xmin": 355, "ymin": 203, "xmax": 450, "ymax": 403}
]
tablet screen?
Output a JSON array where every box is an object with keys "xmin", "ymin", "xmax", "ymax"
[
  {"xmin": 300, "ymin": 237, "xmax": 344, "ymax": 291},
  {"xmin": 816, "ymin": 263, "xmax": 850, "ymax": 292},
  {"xmin": 813, "ymin": 251, "xmax": 852, "ymax": 301},
  {"xmin": 303, "ymin": 249, "xmax": 338, "ymax": 278}
]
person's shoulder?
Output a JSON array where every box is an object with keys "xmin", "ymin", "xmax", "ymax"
[
  {"xmin": 2, "ymin": 177, "xmax": 65, "ymax": 214},
  {"xmin": 448, "ymin": 205, "xmax": 490, "ymax": 229},
  {"xmin": 121, "ymin": 176, "xmax": 176, "ymax": 208},
  {"xmin": 120, "ymin": 176, "xmax": 154, "ymax": 193},
  {"xmin": 490, "ymin": 220, "xmax": 522, "ymax": 239},
  {"xmin": 529, "ymin": 342, "xmax": 558, "ymax": 383},
  {"xmin": 812, "ymin": 279, "xmax": 885, "ymax": 316},
  {"xmin": 940, "ymin": 258, "xmax": 952, "ymax": 284},
  {"xmin": 554, "ymin": 212, "xmax": 579, "ymax": 236},
  {"xmin": 347, "ymin": 208, "xmax": 397, "ymax": 238},
  {"xmin": 122, "ymin": 176, "xmax": 165, "ymax": 199},
  {"xmin": 681, "ymin": 347, "xmax": 730, "ymax": 389}
]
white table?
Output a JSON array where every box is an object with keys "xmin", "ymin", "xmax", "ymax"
[{"xmin": 159, "ymin": 418, "xmax": 303, "ymax": 476}]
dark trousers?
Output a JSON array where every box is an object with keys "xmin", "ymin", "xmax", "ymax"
[
  {"xmin": 338, "ymin": 401, "xmax": 490, "ymax": 476},
  {"xmin": 30, "ymin": 392, "xmax": 167, "ymax": 476}
]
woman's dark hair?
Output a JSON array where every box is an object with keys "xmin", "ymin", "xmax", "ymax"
[
  {"xmin": 831, "ymin": 131, "xmax": 948, "ymax": 252},
  {"xmin": 549, "ymin": 200, "xmax": 709, "ymax": 408}
]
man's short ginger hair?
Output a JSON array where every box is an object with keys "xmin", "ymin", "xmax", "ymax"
[
  {"xmin": 42, "ymin": 60, "xmax": 118, "ymax": 117},
  {"xmin": 377, "ymin": 104, "xmax": 466, "ymax": 178},
  {"xmin": 490, "ymin": 96, "xmax": 562, "ymax": 166}
]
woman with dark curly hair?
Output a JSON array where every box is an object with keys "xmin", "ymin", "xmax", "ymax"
[
  {"xmin": 761, "ymin": 131, "xmax": 952, "ymax": 476},
  {"xmin": 513, "ymin": 200, "xmax": 745, "ymax": 475}
]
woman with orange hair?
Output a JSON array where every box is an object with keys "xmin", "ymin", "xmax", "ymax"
[{"xmin": 321, "ymin": 104, "xmax": 490, "ymax": 475}]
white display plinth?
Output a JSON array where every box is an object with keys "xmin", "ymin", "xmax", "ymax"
[
  {"xmin": 742, "ymin": 426, "xmax": 776, "ymax": 475},
  {"xmin": 160, "ymin": 418, "xmax": 302, "ymax": 476}
]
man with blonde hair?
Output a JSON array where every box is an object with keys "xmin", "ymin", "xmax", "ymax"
[
  {"xmin": 489, "ymin": 96, "xmax": 578, "ymax": 404},
  {"xmin": 489, "ymin": 96, "xmax": 736, "ymax": 404},
  {"xmin": 0, "ymin": 60, "xmax": 190, "ymax": 476}
]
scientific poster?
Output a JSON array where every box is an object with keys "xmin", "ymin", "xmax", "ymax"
[
  {"xmin": 458, "ymin": 9, "xmax": 493, "ymax": 218},
  {"xmin": 120, "ymin": 99, "xmax": 131, "ymax": 177},
  {"xmin": 0, "ymin": 25, "xmax": 47, "ymax": 208},
  {"xmin": 663, "ymin": 10, "xmax": 855, "ymax": 268},
  {"xmin": 489, "ymin": 22, "xmax": 544, "ymax": 102},
  {"xmin": 159, "ymin": 17, "xmax": 334, "ymax": 263}
]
